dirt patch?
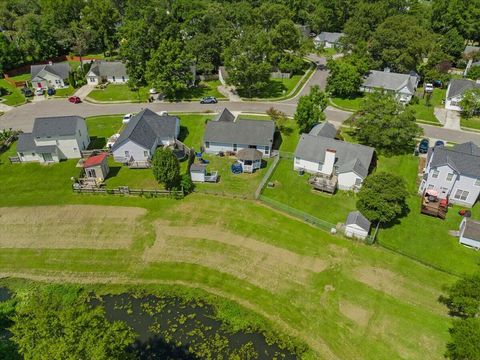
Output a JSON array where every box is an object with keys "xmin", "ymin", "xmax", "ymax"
[
  {"xmin": 143, "ymin": 222, "xmax": 329, "ymax": 292},
  {"xmin": 339, "ymin": 301, "xmax": 371, "ymax": 327},
  {"xmin": 0, "ymin": 205, "xmax": 146, "ymax": 249}
]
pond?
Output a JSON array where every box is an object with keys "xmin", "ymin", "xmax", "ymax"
[{"xmin": 95, "ymin": 294, "xmax": 299, "ymax": 359}]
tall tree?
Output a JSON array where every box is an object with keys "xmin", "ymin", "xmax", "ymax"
[
  {"xmin": 294, "ymin": 85, "xmax": 327, "ymax": 133},
  {"xmin": 459, "ymin": 88, "xmax": 480, "ymax": 119},
  {"xmin": 151, "ymin": 148, "xmax": 180, "ymax": 190},
  {"xmin": 326, "ymin": 59, "xmax": 362, "ymax": 98}
]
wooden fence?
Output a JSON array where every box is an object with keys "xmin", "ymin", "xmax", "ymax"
[{"xmin": 73, "ymin": 186, "xmax": 183, "ymax": 198}]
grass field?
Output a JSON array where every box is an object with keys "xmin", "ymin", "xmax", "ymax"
[
  {"xmin": 408, "ymin": 88, "xmax": 445, "ymax": 124},
  {"xmin": 239, "ymin": 72, "xmax": 306, "ymax": 99},
  {"xmin": 0, "ymin": 113, "xmax": 470, "ymax": 359},
  {"xmin": 53, "ymin": 86, "xmax": 76, "ymax": 97},
  {"xmin": 330, "ymin": 95, "xmax": 364, "ymax": 111},
  {"xmin": 0, "ymin": 78, "xmax": 26, "ymax": 106},
  {"xmin": 460, "ymin": 116, "xmax": 480, "ymax": 130}
]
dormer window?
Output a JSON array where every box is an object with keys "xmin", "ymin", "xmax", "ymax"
[{"xmin": 432, "ymin": 169, "xmax": 439, "ymax": 178}]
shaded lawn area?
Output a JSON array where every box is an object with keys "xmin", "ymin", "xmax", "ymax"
[
  {"xmin": 0, "ymin": 78, "xmax": 26, "ymax": 106},
  {"xmin": 239, "ymin": 74, "xmax": 305, "ymax": 99},
  {"xmin": 88, "ymin": 84, "xmax": 150, "ymax": 102},
  {"xmin": 86, "ymin": 115, "xmax": 124, "ymax": 149},
  {"xmin": 408, "ymin": 87, "xmax": 445, "ymax": 124},
  {"xmin": 460, "ymin": 116, "xmax": 480, "ymax": 130},
  {"xmin": 176, "ymin": 114, "xmax": 214, "ymax": 151},
  {"xmin": 173, "ymin": 80, "xmax": 226, "ymax": 101},
  {"xmin": 330, "ymin": 95, "xmax": 364, "ymax": 111}
]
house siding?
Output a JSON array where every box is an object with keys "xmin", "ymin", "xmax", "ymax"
[
  {"xmin": 445, "ymin": 95, "xmax": 463, "ymax": 111},
  {"xmin": 338, "ymin": 172, "xmax": 363, "ymax": 190},
  {"xmin": 293, "ymin": 157, "xmax": 322, "ymax": 174},
  {"xmin": 113, "ymin": 141, "xmax": 152, "ymax": 163},
  {"xmin": 345, "ymin": 224, "xmax": 369, "ymax": 240},
  {"xmin": 33, "ymin": 70, "xmax": 66, "ymax": 89},
  {"xmin": 204, "ymin": 142, "xmax": 270, "ymax": 157}
]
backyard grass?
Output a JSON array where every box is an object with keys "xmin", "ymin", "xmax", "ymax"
[
  {"xmin": 460, "ymin": 116, "xmax": 480, "ymax": 131},
  {"xmin": 87, "ymin": 84, "xmax": 150, "ymax": 102},
  {"xmin": 0, "ymin": 78, "xmax": 26, "ymax": 106},
  {"xmin": 408, "ymin": 87, "xmax": 445, "ymax": 124},
  {"xmin": 330, "ymin": 95, "xmax": 364, "ymax": 111}
]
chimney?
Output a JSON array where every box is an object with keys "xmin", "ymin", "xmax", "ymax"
[{"xmin": 322, "ymin": 149, "xmax": 336, "ymax": 175}]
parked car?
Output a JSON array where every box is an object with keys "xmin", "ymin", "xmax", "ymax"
[
  {"xmin": 68, "ymin": 96, "xmax": 81, "ymax": 104},
  {"xmin": 35, "ymin": 88, "xmax": 44, "ymax": 96},
  {"xmin": 419, "ymin": 138, "xmax": 430, "ymax": 154},
  {"xmin": 424, "ymin": 83, "xmax": 434, "ymax": 93},
  {"xmin": 434, "ymin": 140, "xmax": 445, "ymax": 147},
  {"xmin": 123, "ymin": 113, "xmax": 133, "ymax": 124},
  {"xmin": 22, "ymin": 88, "xmax": 33, "ymax": 97},
  {"xmin": 200, "ymin": 96, "xmax": 217, "ymax": 104},
  {"xmin": 149, "ymin": 88, "xmax": 158, "ymax": 94}
]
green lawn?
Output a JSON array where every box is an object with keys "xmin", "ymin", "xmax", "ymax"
[
  {"xmin": 174, "ymin": 80, "xmax": 226, "ymax": 101},
  {"xmin": 0, "ymin": 78, "xmax": 26, "ymax": 106},
  {"xmin": 53, "ymin": 86, "xmax": 75, "ymax": 97},
  {"xmin": 408, "ymin": 87, "xmax": 445, "ymax": 124},
  {"xmin": 330, "ymin": 95, "xmax": 364, "ymax": 111},
  {"xmin": 239, "ymin": 73, "xmax": 306, "ymax": 99},
  {"xmin": 460, "ymin": 116, "xmax": 480, "ymax": 130},
  {"xmin": 87, "ymin": 84, "xmax": 150, "ymax": 102}
]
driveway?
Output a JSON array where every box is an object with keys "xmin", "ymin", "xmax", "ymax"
[
  {"xmin": 443, "ymin": 110, "xmax": 461, "ymax": 131},
  {"xmin": 73, "ymin": 84, "xmax": 95, "ymax": 100}
]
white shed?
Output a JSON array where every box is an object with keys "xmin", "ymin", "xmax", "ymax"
[
  {"xmin": 345, "ymin": 211, "xmax": 371, "ymax": 240},
  {"xmin": 459, "ymin": 218, "xmax": 480, "ymax": 249},
  {"xmin": 191, "ymin": 164, "xmax": 207, "ymax": 182}
]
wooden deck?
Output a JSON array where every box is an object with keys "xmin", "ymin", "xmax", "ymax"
[
  {"xmin": 421, "ymin": 196, "xmax": 447, "ymax": 219},
  {"xmin": 308, "ymin": 173, "xmax": 338, "ymax": 194}
]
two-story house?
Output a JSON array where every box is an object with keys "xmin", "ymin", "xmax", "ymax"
[
  {"xmin": 419, "ymin": 142, "xmax": 480, "ymax": 207},
  {"xmin": 16, "ymin": 116, "xmax": 90, "ymax": 163}
]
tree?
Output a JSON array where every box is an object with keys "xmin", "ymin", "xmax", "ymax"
[
  {"xmin": 468, "ymin": 66, "xmax": 480, "ymax": 80},
  {"xmin": 146, "ymin": 39, "xmax": 193, "ymax": 99},
  {"xmin": 326, "ymin": 59, "xmax": 362, "ymax": 98},
  {"xmin": 446, "ymin": 318, "xmax": 480, "ymax": 360},
  {"xmin": 439, "ymin": 28, "xmax": 465, "ymax": 59},
  {"xmin": 441, "ymin": 272, "xmax": 480, "ymax": 318},
  {"xmin": 70, "ymin": 21, "xmax": 93, "ymax": 78},
  {"xmin": 266, "ymin": 107, "xmax": 288, "ymax": 133},
  {"xmin": 180, "ymin": 173, "xmax": 194, "ymax": 194},
  {"xmin": 151, "ymin": 148, "xmax": 180, "ymax": 190},
  {"xmin": 459, "ymin": 88, "xmax": 480, "ymax": 119},
  {"xmin": 10, "ymin": 286, "xmax": 135, "ymax": 359},
  {"xmin": 294, "ymin": 85, "xmax": 327, "ymax": 133},
  {"xmin": 356, "ymin": 172, "xmax": 409, "ymax": 223},
  {"xmin": 354, "ymin": 92, "xmax": 422, "ymax": 154}
]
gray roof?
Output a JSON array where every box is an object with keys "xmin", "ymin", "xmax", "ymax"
[
  {"xmin": 31, "ymin": 62, "xmax": 70, "ymax": 80},
  {"xmin": 346, "ymin": 211, "xmax": 371, "ymax": 231},
  {"xmin": 429, "ymin": 142, "xmax": 480, "ymax": 178},
  {"xmin": 362, "ymin": 70, "xmax": 418, "ymax": 94},
  {"xmin": 88, "ymin": 60, "xmax": 127, "ymax": 78},
  {"xmin": 315, "ymin": 32, "xmax": 344, "ymax": 44},
  {"xmin": 16, "ymin": 133, "xmax": 57, "ymax": 153},
  {"xmin": 190, "ymin": 163, "xmax": 206, "ymax": 172},
  {"xmin": 215, "ymin": 108, "xmax": 235, "ymax": 122},
  {"xmin": 463, "ymin": 219, "xmax": 480, "ymax": 241},
  {"xmin": 237, "ymin": 148, "xmax": 262, "ymax": 161},
  {"xmin": 446, "ymin": 79, "xmax": 480, "ymax": 99},
  {"xmin": 464, "ymin": 46, "xmax": 480, "ymax": 56},
  {"xmin": 294, "ymin": 134, "xmax": 374, "ymax": 178},
  {"xmin": 309, "ymin": 122, "xmax": 337, "ymax": 138},
  {"xmin": 112, "ymin": 109, "xmax": 179, "ymax": 151},
  {"xmin": 32, "ymin": 116, "xmax": 83, "ymax": 138},
  {"xmin": 204, "ymin": 110, "xmax": 275, "ymax": 147}
]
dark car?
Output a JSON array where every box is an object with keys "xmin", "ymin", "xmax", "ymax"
[
  {"xmin": 200, "ymin": 96, "xmax": 217, "ymax": 104},
  {"xmin": 418, "ymin": 138, "xmax": 430, "ymax": 154},
  {"xmin": 434, "ymin": 140, "xmax": 445, "ymax": 147},
  {"xmin": 22, "ymin": 88, "xmax": 33, "ymax": 97},
  {"xmin": 68, "ymin": 96, "xmax": 81, "ymax": 104}
]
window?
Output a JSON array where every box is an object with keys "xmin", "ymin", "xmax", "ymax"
[
  {"xmin": 143, "ymin": 151, "xmax": 149, "ymax": 157},
  {"xmin": 295, "ymin": 157, "xmax": 300, "ymax": 164},
  {"xmin": 427, "ymin": 184, "xmax": 434, "ymax": 190},
  {"xmin": 454, "ymin": 189, "xmax": 469, "ymax": 201},
  {"xmin": 73, "ymin": 147, "xmax": 78, "ymax": 151},
  {"xmin": 233, "ymin": 144, "xmax": 237, "ymax": 151},
  {"xmin": 205, "ymin": 142, "xmax": 209, "ymax": 148},
  {"xmin": 318, "ymin": 163, "xmax": 323, "ymax": 171},
  {"xmin": 112, "ymin": 76, "xmax": 116, "ymax": 82},
  {"xmin": 355, "ymin": 178, "xmax": 362, "ymax": 186},
  {"xmin": 78, "ymin": 130, "xmax": 81, "ymax": 137},
  {"xmin": 90, "ymin": 77, "xmax": 96, "ymax": 82},
  {"xmin": 265, "ymin": 146, "xmax": 269, "ymax": 155},
  {"xmin": 446, "ymin": 173, "xmax": 454, "ymax": 181},
  {"xmin": 19, "ymin": 152, "xmax": 24, "ymax": 157},
  {"xmin": 432, "ymin": 169, "xmax": 439, "ymax": 178},
  {"xmin": 125, "ymin": 151, "xmax": 130, "ymax": 158},
  {"xmin": 122, "ymin": 76, "xmax": 125, "ymax": 82},
  {"xmin": 476, "ymin": 178, "xmax": 480, "ymax": 187}
]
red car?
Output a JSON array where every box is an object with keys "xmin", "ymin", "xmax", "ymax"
[{"xmin": 68, "ymin": 96, "xmax": 81, "ymax": 104}]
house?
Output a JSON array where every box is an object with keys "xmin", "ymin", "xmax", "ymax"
[
  {"xmin": 418, "ymin": 142, "xmax": 480, "ymax": 207},
  {"xmin": 16, "ymin": 116, "xmax": 89, "ymax": 163},
  {"xmin": 190, "ymin": 163, "xmax": 218, "ymax": 183},
  {"xmin": 31, "ymin": 62, "xmax": 70, "ymax": 90},
  {"xmin": 294, "ymin": 122, "xmax": 375, "ymax": 191},
  {"xmin": 360, "ymin": 69, "xmax": 419, "ymax": 103},
  {"xmin": 83, "ymin": 152, "xmax": 109, "ymax": 182},
  {"xmin": 86, "ymin": 60, "xmax": 129, "ymax": 85},
  {"xmin": 313, "ymin": 32, "xmax": 344, "ymax": 48},
  {"xmin": 112, "ymin": 108, "xmax": 180, "ymax": 164},
  {"xmin": 236, "ymin": 148, "xmax": 262, "ymax": 173},
  {"xmin": 459, "ymin": 218, "xmax": 480, "ymax": 249},
  {"xmin": 345, "ymin": 211, "xmax": 371, "ymax": 240},
  {"xmin": 203, "ymin": 109, "xmax": 275, "ymax": 158},
  {"xmin": 445, "ymin": 79, "xmax": 480, "ymax": 111},
  {"xmin": 463, "ymin": 45, "xmax": 480, "ymax": 57}
]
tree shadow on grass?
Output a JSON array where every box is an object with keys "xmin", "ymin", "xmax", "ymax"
[
  {"xmin": 88, "ymin": 136, "xmax": 106, "ymax": 150},
  {"xmin": 238, "ymin": 80, "xmax": 288, "ymax": 99},
  {"xmin": 178, "ymin": 126, "xmax": 189, "ymax": 143},
  {"xmin": 105, "ymin": 166, "xmax": 121, "ymax": 180},
  {"xmin": 378, "ymin": 205, "xmax": 411, "ymax": 230}
]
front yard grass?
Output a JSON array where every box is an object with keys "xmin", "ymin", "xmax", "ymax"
[
  {"xmin": 174, "ymin": 80, "xmax": 226, "ymax": 101},
  {"xmin": 239, "ymin": 72, "xmax": 307, "ymax": 99},
  {"xmin": 460, "ymin": 116, "xmax": 480, "ymax": 131},
  {"xmin": 408, "ymin": 87, "xmax": 445, "ymax": 124},
  {"xmin": 329, "ymin": 95, "xmax": 364, "ymax": 111},
  {"xmin": 53, "ymin": 86, "xmax": 76, "ymax": 97},
  {"xmin": 87, "ymin": 84, "xmax": 150, "ymax": 102}
]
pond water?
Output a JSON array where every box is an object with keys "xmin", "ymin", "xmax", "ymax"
[{"xmin": 96, "ymin": 294, "xmax": 298, "ymax": 359}]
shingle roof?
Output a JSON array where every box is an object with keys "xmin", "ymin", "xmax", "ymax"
[
  {"xmin": 309, "ymin": 122, "xmax": 337, "ymax": 138},
  {"xmin": 464, "ymin": 46, "xmax": 480, "ymax": 56},
  {"xmin": 88, "ymin": 61, "xmax": 127, "ymax": 78},
  {"xmin": 32, "ymin": 116, "xmax": 83, "ymax": 138},
  {"xmin": 112, "ymin": 109, "xmax": 179, "ymax": 151},
  {"xmin": 215, "ymin": 108, "xmax": 235, "ymax": 122},
  {"xmin": 204, "ymin": 112, "xmax": 275, "ymax": 147},
  {"xmin": 430, "ymin": 142, "xmax": 480, "ymax": 178},
  {"xmin": 31, "ymin": 63, "xmax": 70, "ymax": 80},
  {"xmin": 346, "ymin": 211, "xmax": 371, "ymax": 231},
  {"xmin": 190, "ymin": 163, "xmax": 206, "ymax": 172},
  {"xmin": 237, "ymin": 148, "xmax": 262, "ymax": 161},
  {"xmin": 294, "ymin": 134, "xmax": 374, "ymax": 178},
  {"xmin": 315, "ymin": 32, "xmax": 344, "ymax": 44},
  {"xmin": 463, "ymin": 219, "xmax": 480, "ymax": 241},
  {"xmin": 83, "ymin": 153, "xmax": 108, "ymax": 168},
  {"xmin": 16, "ymin": 133, "xmax": 58, "ymax": 153},
  {"xmin": 446, "ymin": 79, "xmax": 480, "ymax": 99},
  {"xmin": 362, "ymin": 70, "xmax": 418, "ymax": 94}
]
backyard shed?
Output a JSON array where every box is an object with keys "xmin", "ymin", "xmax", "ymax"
[
  {"xmin": 345, "ymin": 211, "xmax": 371, "ymax": 240},
  {"xmin": 459, "ymin": 218, "xmax": 480, "ymax": 249},
  {"xmin": 83, "ymin": 153, "xmax": 109, "ymax": 181},
  {"xmin": 236, "ymin": 148, "xmax": 262, "ymax": 173},
  {"xmin": 190, "ymin": 163, "xmax": 218, "ymax": 183}
]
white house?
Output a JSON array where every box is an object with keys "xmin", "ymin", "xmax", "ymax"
[
  {"xmin": 31, "ymin": 62, "xmax": 70, "ymax": 90},
  {"xmin": 313, "ymin": 32, "xmax": 344, "ymax": 48},
  {"xmin": 86, "ymin": 60, "xmax": 129, "ymax": 85},
  {"xmin": 459, "ymin": 218, "xmax": 480, "ymax": 249},
  {"xmin": 445, "ymin": 79, "xmax": 480, "ymax": 111},
  {"xmin": 419, "ymin": 142, "xmax": 480, "ymax": 207},
  {"xmin": 16, "ymin": 116, "xmax": 90, "ymax": 163},
  {"xmin": 345, "ymin": 211, "xmax": 371, "ymax": 240},
  {"xmin": 294, "ymin": 122, "xmax": 375, "ymax": 191},
  {"xmin": 360, "ymin": 69, "xmax": 419, "ymax": 103},
  {"xmin": 112, "ymin": 108, "xmax": 180, "ymax": 164},
  {"xmin": 203, "ymin": 109, "xmax": 275, "ymax": 158}
]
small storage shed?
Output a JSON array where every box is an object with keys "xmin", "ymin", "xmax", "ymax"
[
  {"xmin": 345, "ymin": 211, "xmax": 371, "ymax": 240},
  {"xmin": 459, "ymin": 218, "xmax": 480, "ymax": 249},
  {"xmin": 83, "ymin": 153, "xmax": 109, "ymax": 181},
  {"xmin": 191, "ymin": 163, "xmax": 207, "ymax": 182},
  {"xmin": 236, "ymin": 148, "xmax": 262, "ymax": 173}
]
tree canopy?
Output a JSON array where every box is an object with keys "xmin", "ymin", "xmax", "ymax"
[
  {"xmin": 151, "ymin": 148, "xmax": 180, "ymax": 190},
  {"xmin": 459, "ymin": 88, "xmax": 480, "ymax": 119},
  {"xmin": 294, "ymin": 85, "xmax": 327, "ymax": 133},
  {"xmin": 326, "ymin": 59, "xmax": 362, "ymax": 98}
]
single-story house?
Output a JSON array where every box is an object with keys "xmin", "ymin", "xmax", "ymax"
[
  {"xmin": 294, "ymin": 122, "xmax": 375, "ymax": 191},
  {"xmin": 16, "ymin": 116, "xmax": 90, "ymax": 163},
  {"xmin": 445, "ymin": 79, "xmax": 480, "ymax": 111},
  {"xmin": 459, "ymin": 218, "xmax": 480, "ymax": 249},
  {"xmin": 83, "ymin": 152, "xmax": 109, "ymax": 181},
  {"xmin": 112, "ymin": 108, "xmax": 180, "ymax": 164},
  {"xmin": 236, "ymin": 148, "xmax": 262, "ymax": 173},
  {"xmin": 86, "ymin": 60, "xmax": 129, "ymax": 85},
  {"xmin": 313, "ymin": 32, "xmax": 344, "ymax": 48},
  {"xmin": 31, "ymin": 62, "xmax": 70, "ymax": 90},
  {"xmin": 345, "ymin": 211, "xmax": 371, "ymax": 240},
  {"xmin": 203, "ymin": 109, "xmax": 275, "ymax": 158},
  {"xmin": 360, "ymin": 69, "xmax": 419, "ymax": 103},
  {"xmin": 190, "ymin": 163, "xmax": 218, "ymax": 183}
]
